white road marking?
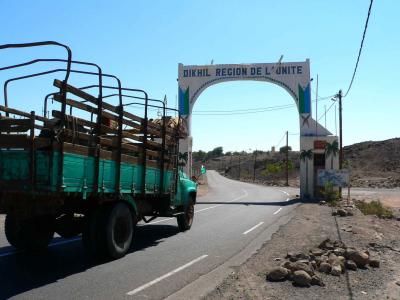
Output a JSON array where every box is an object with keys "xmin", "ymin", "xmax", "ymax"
[
  {"xmin": 195, "ymin": 205, "xmax": 220, "ymax": 213},
  {"xmin": 242, "ymin": 222, "xmax": 264, "ymax": 235},
  {"xmin": 0, "ymin": 236, "xmax": 82, "ymax": 258},
  {"xmin": 149, "ymin": 217, "xmax": 174, "ymax": 224},
  {"xmin": 196, "ymin": 189, "xmax": 248, "ymax": 213},
  {"xmin": 278, "ymin": 190, "xmax": 290, "ymax": 196},
  {"xmin": 149, "ymin": 189, "xmax": 248, "ymax": 224},
  {"xmin": 273, "ymin": 207, "xmax": 282, "ymax": 215},
  {"xmin": 126, "ymin": 254, "xmax": 208, "ymax": 296}
]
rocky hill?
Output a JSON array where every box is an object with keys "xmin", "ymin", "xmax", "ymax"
[{"xmin": 193, "ymin": 138, "xmax": 400, "ymax": 188}]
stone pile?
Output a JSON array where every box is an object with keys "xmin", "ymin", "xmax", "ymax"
[
  {"xmin": 332, "ymin": 208, "xmax": 354, "ymax": 217},
  {"xmin": 266, "ymin": 238, "xmax": 380, "ymax": 287}
]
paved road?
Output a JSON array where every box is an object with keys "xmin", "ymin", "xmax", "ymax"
[{"xmin": 0, "ymin": 171, "xmax": 300, "ymax": 300}]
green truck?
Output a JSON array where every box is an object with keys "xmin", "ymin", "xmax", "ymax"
[{"xmin": 0, "ymin": 41, "xmax": 197, "ymax": 259}]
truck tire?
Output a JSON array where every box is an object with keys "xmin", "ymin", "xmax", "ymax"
[
  {"xmin": 5, "ymin": 214, "xmax": 54, "ymax": 250},
  {"xmin": 103, "ymin": 202, "xmax": 134, "ymax": 259},
  {"xmin": 55, "ymin": 214, "xmax": 83, "ymax": 239},
  {"xmin": 83, "ymin": 202, "xmax": 134, "ymax": 260},
  {"xmin": 177, "ymin": 196, "xmax": 194, "ymax": 232}
]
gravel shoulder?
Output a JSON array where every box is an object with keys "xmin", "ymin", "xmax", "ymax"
[{"xmin": 205, "ymin": 202, "xmax": 400, "ymax": 300}]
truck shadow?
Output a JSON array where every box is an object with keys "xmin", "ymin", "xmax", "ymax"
[
  {"xmin": 196, "ymin": 198, "xmax": 305, "ymax": 206},
  {"xmin": 0, "ymin": 224, "xmax": 179, "ymax": 300}
]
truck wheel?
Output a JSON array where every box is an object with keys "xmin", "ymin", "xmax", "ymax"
[
  {"xmin": 177, "ymin": 196, "xmax": 194, "ymax": 232},
  {"xmin": 83, "ymin": 203, "xmax": 134, "ymax": 260},
  {"xmin": 5, "ymin": 214, "xmax": 54, "ymax": 250},
  {"xmin": 55, "ymin": 214, "xmax": 83, "ymax": 239},
  {"xmin": 103, "ymin": 202, "xmax": 134, "ymax": 259}
]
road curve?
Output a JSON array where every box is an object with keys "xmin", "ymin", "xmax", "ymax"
[{"xmin": 0, "ymin": 170, "xmax": 300, "ymax": 300}]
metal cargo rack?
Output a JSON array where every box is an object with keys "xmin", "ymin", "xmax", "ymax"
[{"xmin": 0, "ymin": 41, "xmax": 184, "ymax": 214}]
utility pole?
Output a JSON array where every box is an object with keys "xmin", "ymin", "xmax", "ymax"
[
  {"xmin": 338, "ymin": 90, "xmax": 343, "ymax": 169},
  {"xmin": 315, "ymin": 74, "xmax": 318, "ymax": 136},
  {"xmin": 253, "ymin": 150, "xmax": 257, "ymax": 182},
  {"xmin": 238, "ymin": 155, "xmax": 241, "ymax": 180},
  {"xmin": 324, "ymin": 105, "xmax": 327, "ymax": 128},
  {"xmin": 286, "ymin": 131, "xmax": 289, "ymax": 186}
]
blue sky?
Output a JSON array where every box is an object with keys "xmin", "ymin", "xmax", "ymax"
[{"xmin": 1, "ymin": 0, "xmax": 398, "ymax": 152}]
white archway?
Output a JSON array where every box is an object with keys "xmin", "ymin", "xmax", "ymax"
[{"xmin": 177, "ymin": 61, "xmax": 337, "ymax": 198}]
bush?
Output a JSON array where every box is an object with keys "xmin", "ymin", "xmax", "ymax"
[
  {"xmin": 356, "ymin": 200, "xmax": 393, "ymax": 218},
  {"xmin": 321, "ymin": 181, "xmax": 340, "ymax": 206}
]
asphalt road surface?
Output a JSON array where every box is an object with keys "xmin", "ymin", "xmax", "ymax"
[{"xmin": 0, "ymin": 170, "xmax": 300, "ymax": 300}]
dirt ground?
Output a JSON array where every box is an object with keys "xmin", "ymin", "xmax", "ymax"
[
  {"xmin": 205, "ymin": 202, "xmax": 400, "ymax": 300},
  {"xmin": 196, "ymin": 173, "xmax": 208, "ymax": 197}
]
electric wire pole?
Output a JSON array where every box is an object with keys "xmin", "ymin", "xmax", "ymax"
[
  {"xmin": 238, "ymin": 154, "xmax": 241, "ymax": 180},
  {"xmin": 338, "ymin": 90, "xmax": 343, "ymax": 169},
  {"xmin": 253, "ymin": 150, "xmax": 257, "ymax": 182},
  {"xmin": 286, "ymin": 131, "xmax": 289, "ymax": 186}
]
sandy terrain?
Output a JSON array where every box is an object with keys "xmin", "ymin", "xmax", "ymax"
[{"xmin": 205, "ymin": 202, "xmax": 400, "ymax": 300}]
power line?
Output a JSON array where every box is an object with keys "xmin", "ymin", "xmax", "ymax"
[
  {"xmin": 318, "ymin": 100, "xmax": 336, "ymax": 122},
  {"xmin": 193, "ymin": 96, "xmax": 333, "ymax": 116},
  {"xmin": 276, "ymin": 132, "xmax": 286, "ymax": 148},
  {"xmin": 343, "ymin": 0, "xmax": 374, "ymax": 97}
]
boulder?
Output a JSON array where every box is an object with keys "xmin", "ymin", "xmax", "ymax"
[
  {"xmin": 337, "ymin": 209, "xmax": 347, "ymax": 217},
  {"xmin": 267, "ymin": 267, "xmax": 289, "ymax": 281},
  {"xmin": 318, "ymin": 262, "xmax": 332, "ymax": 273},
  {"xmin": 289, "ymin": 261, "xmax": 315, "ymax": 276},
  {"xmin": 346, "ymin": 250, "xmax": 369, "ymax": 267},
  {"xmin": 331, "ymin": 264, "xmax": 342, "ymax": 276},
  {"xmin": 345, "ymin": 260, "xmax": 358, "ymax": 271},
  {"xmin": 293, "ymin": 270, "xmax": 312, "ymax": 287}
]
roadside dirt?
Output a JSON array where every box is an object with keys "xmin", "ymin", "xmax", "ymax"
[
  {"xmin": 196, "ymin": 174, "xmax": 208, "ymax": 197},
  {"xmin": 205, "ymin": 202, "xmax": 400, "ymax": 300}
]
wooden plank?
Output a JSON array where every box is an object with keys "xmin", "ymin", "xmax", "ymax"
[
  {"xmin": 0, "ymin": 105, "xmax": 46, "ymax": 122},
  {"xmin": 54, "ymin": 79, "xmax": 174, "ymax": 134},
  {"xmin": 53, "ymin": 95, "xmax": 176, "ymax": 140},
  {"xmin": 0, "ymin": 119, "xmax": 31, "ymax": 126},
  {"xmin": 0, "ymin": 134, "xmax": 29, "ymax": 148},
  {"xmin": 0, "ymin": 125, "xmax": 30, "ymax": 132}
]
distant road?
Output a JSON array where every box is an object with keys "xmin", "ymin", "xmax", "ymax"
[{"xmin": 0, "ymin": 170, "xmax": 300, "ymax": 300}]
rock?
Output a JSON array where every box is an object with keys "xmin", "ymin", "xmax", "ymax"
[
  {"xmin": 310, "ymin": 260, "xmax": 317, "ymax": 270},
  {"xmin": 346, "ymin": 250, "xmax": 370, "ymax": 267},
  {"xmin": 369, "ymin": 259, "xmax": 380, "ymax": 268},
  {"xmin": 331, "ymin": 264, "xmax": 342, "ymax": 276},
  {"xmin": 289, "ymin": 256, "xmax": 298, "ymax": 262},
  {"xmin": 333, "ymin": 248, "xmax": 345, "ymax": 256},
  {"xmin": 291, "ymin": 261, "xmax": 315, "ymax": 276},
  {"xmin": 286, "ymin": 252, "xmax": 295, "ymax": 259},
  {"xmin": 274, "ymin": 257, "xmax": 282, "ymax": 261},
  {"xmin": 267, "ymin": 267, "xmax": 289, "ymax": 281},
  {"xmin": 333, "ymin": 240, "xmax": 346, "ymax": 249},
  {"xmin": 295, "ymin": 252, "xmax": 311, "ymax": 261},
  {"xmin": 293, "ymin": 270, "xmax": 312, "ymax": 287},
  {"xmin": 318, "ymin": 262, "xmax": 332, "ymax": 273},
  {"xmin": 332, "ymin": 210, "xmax": 338, "ymax": 216},
  {"xmin": 319, "ymin": 239, "xmax": 334, "ymax": 250},
  {"xmin": 396, "ymin": 281, "xmax": 400, "ymax": 286},
  {"xmin": 319, "ymin": 201, "xmax": 326, "ymax": 205},
  {"xmin": 281, "ymin": 261, "xmax": 293, "ymax": 269},
  {"xmin": 345, "ymin": 260, "xmax": 358, "ymax": 271},
  {"xmin": 310, "ymin": 248, "xmax": 325, "ymax": 256},
  {"xmin": 346, "ymin": 210, "xmax": 354, "ymax": 216},
  {"xmin": 311, "ymin": 275, "xmax": 325, "ymax": 287},
  {"xmin": 337, "ymin": 209, "xmax": 347, "ymax": 217}
]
